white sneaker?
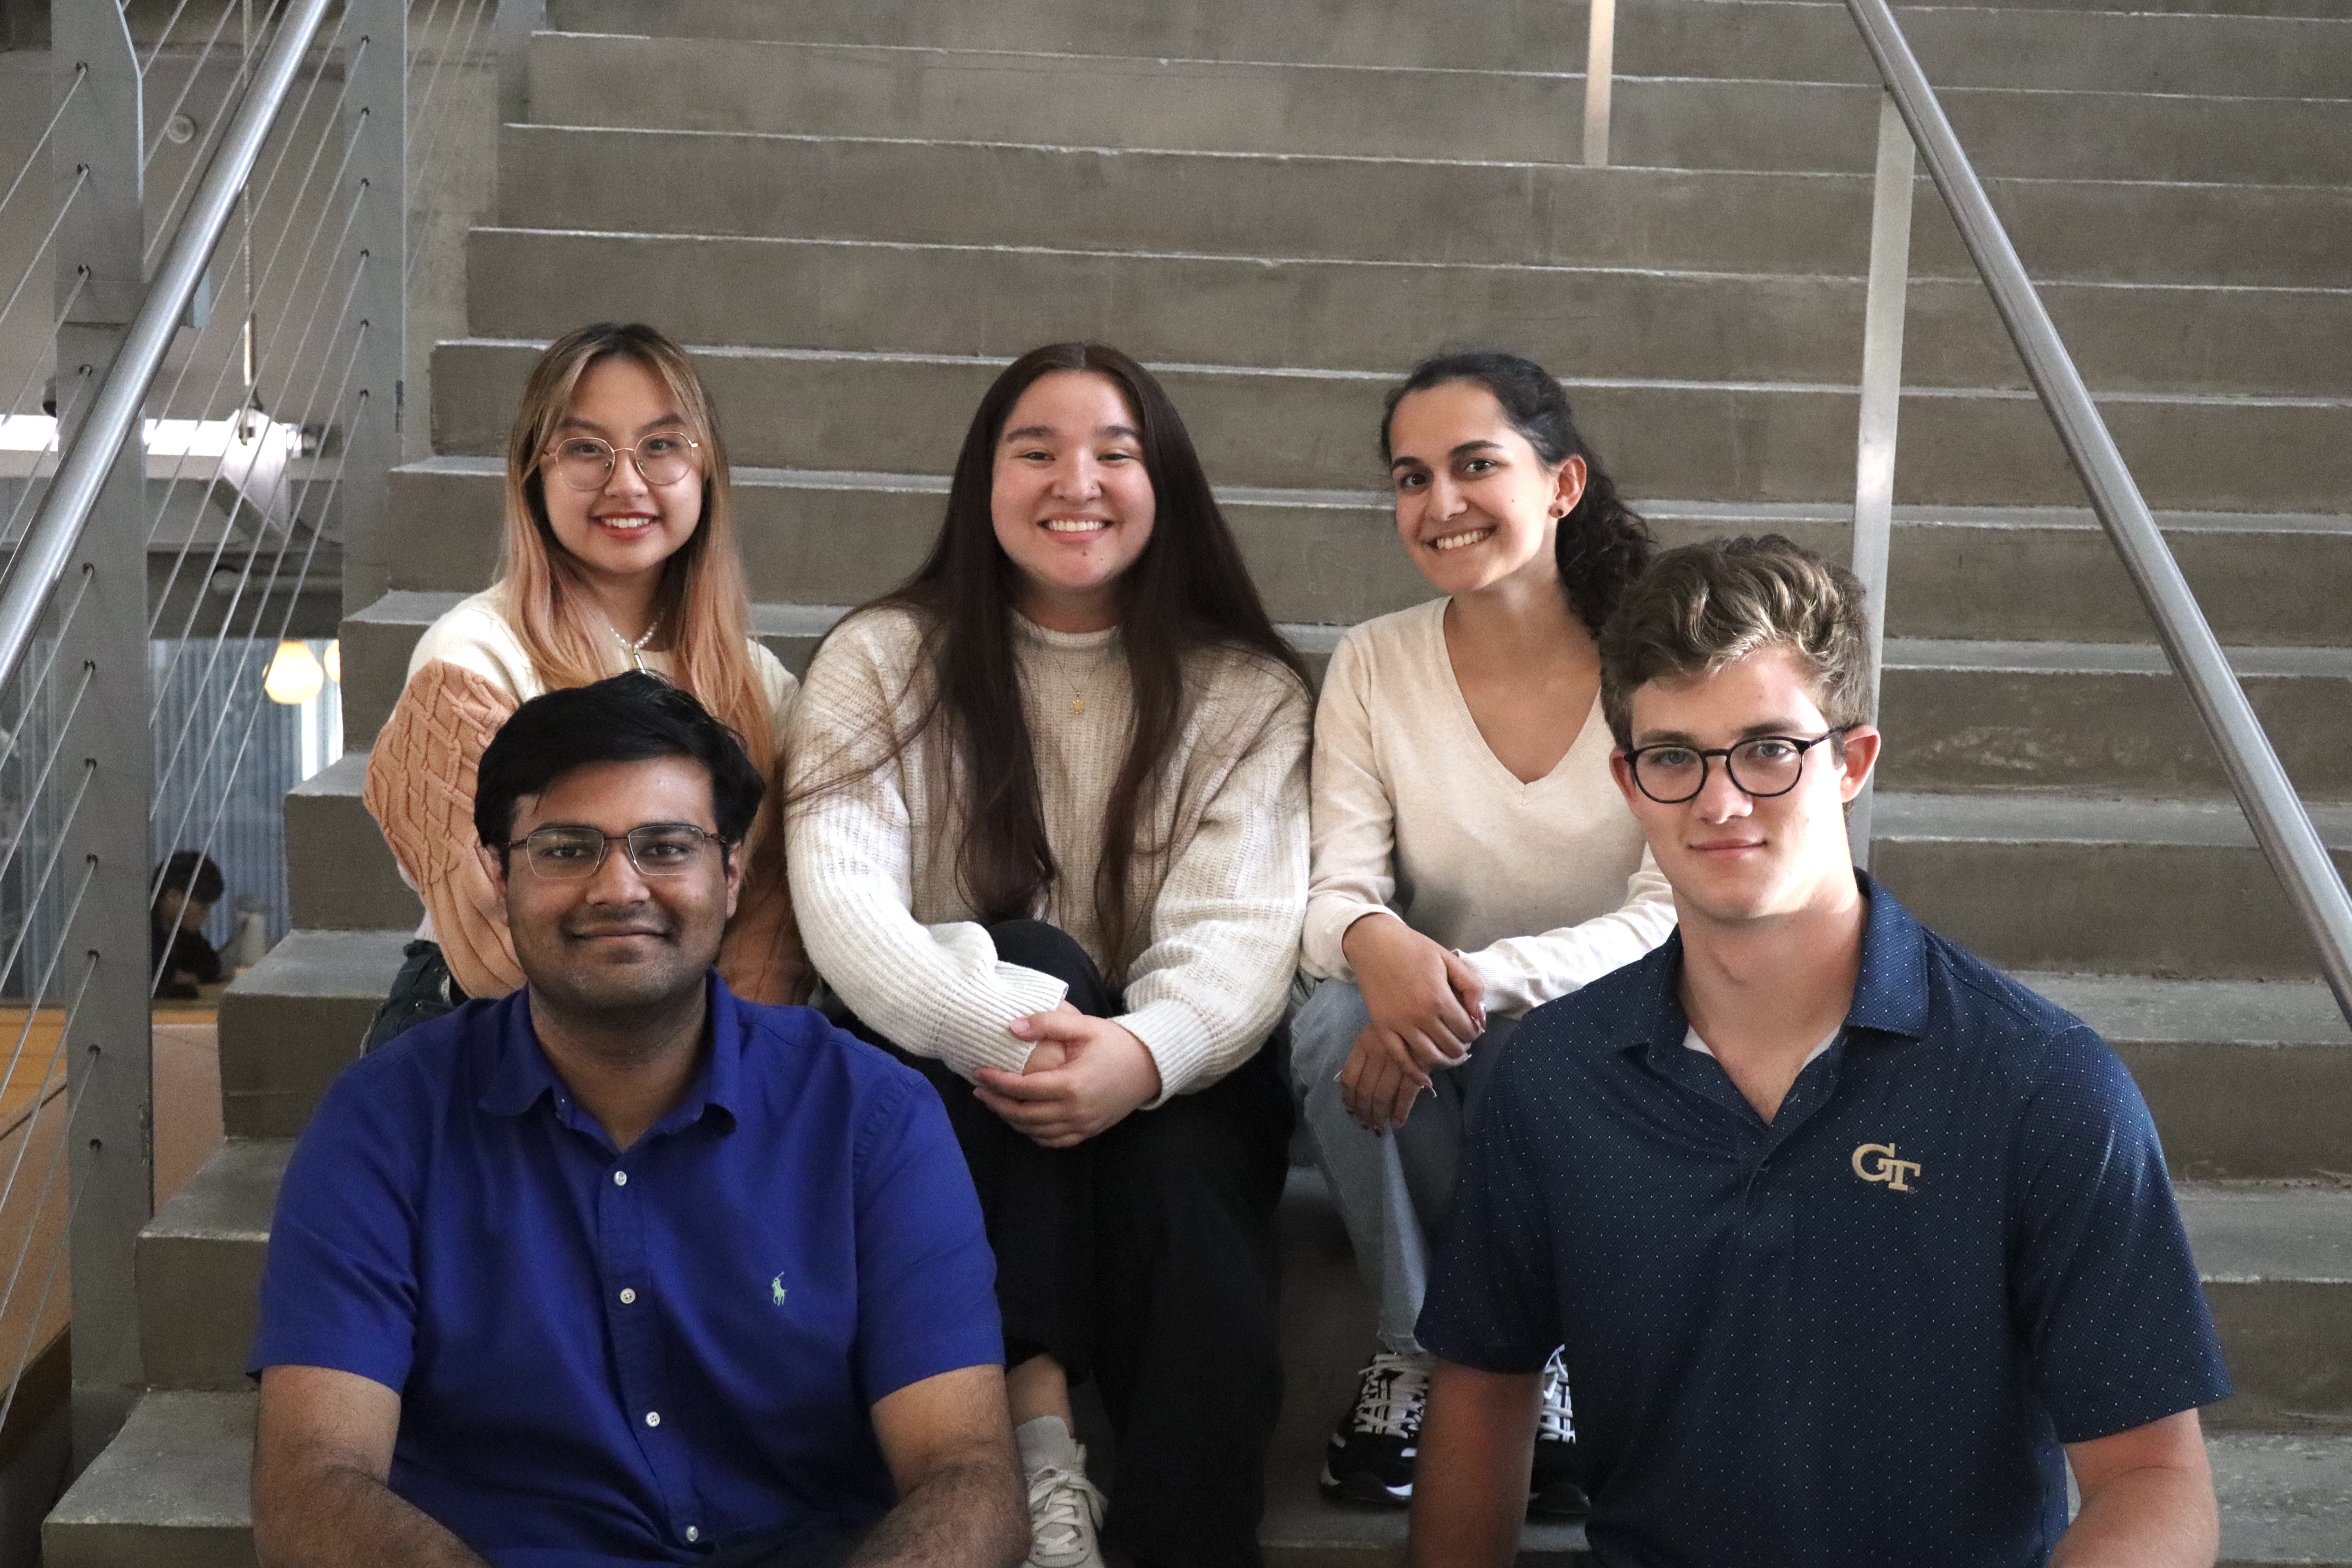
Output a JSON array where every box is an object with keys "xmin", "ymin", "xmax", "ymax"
[
  {"xmin": 1529, "ymin": 1346, "xmax": 1590, "ymax": 1521},
  {"xmin": 1016, "ymin": 1416, "xmax": 1107, "ymax": 1568}
]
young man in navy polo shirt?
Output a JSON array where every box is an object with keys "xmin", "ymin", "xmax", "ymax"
[
  {"xmin": 250, "ymin": 673, "xmax": 1029, "ymax": 1568},
  {"xmin": 1409, "ymin": 537, "xmax": 2232, "ymax": 1568}
]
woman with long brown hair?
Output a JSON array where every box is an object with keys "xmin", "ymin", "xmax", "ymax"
[
  {"xmin": 362, "ymin": 321, "xmax": 802, "ymax": 1045},
  {"xmin": 785, "ymin": 343, "xmax": 1310, "ymax": 1568}
]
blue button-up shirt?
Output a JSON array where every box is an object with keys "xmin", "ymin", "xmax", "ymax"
[
  {"xmin": 1420, "ymin": 877, "xmax": 2230, "ymax": 1568},
  {"xmin": 252, "ymin": 976, "xmax": 1002, "ymax": 1568}
]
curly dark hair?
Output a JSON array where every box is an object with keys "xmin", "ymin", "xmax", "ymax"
[{"xmin": 1380, "ymin": 350, "xmax": 1653, "ymax": 638}]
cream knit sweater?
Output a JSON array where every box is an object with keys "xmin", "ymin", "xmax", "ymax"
[
  {"xmin": 1301, "ymin": 598, "xmax": 1676, "ymax": 1017},
  {"xmin": 784, "ymin": 606, "xmax": 1310, "ymax": 1101}
]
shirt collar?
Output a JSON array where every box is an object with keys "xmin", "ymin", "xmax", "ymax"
[
  {"xmin": 475, "ymin": 971, "xmax": 744, "ymax": 1134},
  {"xmin": 1618, "ymin": 869, "xmax": 1932, "ymax": 1058}
]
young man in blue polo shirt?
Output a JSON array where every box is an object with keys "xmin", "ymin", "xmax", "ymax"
[
  {"xmin": 1409, "ymin": 537, "xmax": 2232, "ymax": 1568},
  {"xmin": 250, "ymin": 673, "xmax": 1029, "ymax": 1568}
]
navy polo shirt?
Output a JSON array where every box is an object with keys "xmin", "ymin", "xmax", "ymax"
[
  {"xmin": 1419, "ymin": 878, "xmax": 2231, "ymax": 1568},
  {"xmin": 250, "ymin": 976, "xmax": 1002, "ymax": 1568}
]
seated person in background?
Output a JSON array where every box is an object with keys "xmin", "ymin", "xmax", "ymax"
[
  {"xmin": 250, "ymin": 673, "xmax": 1027, "ymax": 1568},
  {"xmin": 1409, "ymin": 537, "xmax": 2230, "ymax": 1568},
  {"xmin": 151, "ymin": 849, "xmax": 226, "ymax": 999}
]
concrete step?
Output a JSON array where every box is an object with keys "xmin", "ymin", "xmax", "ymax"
[
  {"xmin": 43, "ymin": 1391, "xmax": 254, "ymax": 1568},
  {"xmin": 338, "ymin": 577, "xmax": 2352, "ymax": 803},
  {"xmin": 526, "ymin": 32, "xmax": 2352, "ymax": 186},
  {"xmin": 379, "ymin": 462, "xmax": 2352, "ymax": 653},
  {"xmin": 494, "ymin": 126, "xmax": 2352, "ymax": 290},
  {"xmin": 217, "ymin": 928, "xmax": 400, "ymax": 1137},
  {"xmin": 464, "ymin": 227, "xmax": 2352, "ymax": 401},
  {"xmin": 138, "ymin": 1140, "xmax": 290, "ymax": 1392},
  {"xmin": 2027, "ymin": 974, "xmax": 2352, "ymax": 1180},
  {"xmin": 283, "ymin": 754, "xmax": 416, "ymax": 933},
  {"xmin": 430, "ymin": 338, "xmax": 2352, "ymax": 513},
  {"xmin": 541, "ymin": 0, "xmax": 2352, "ymax": 96},
  {"xmin": 1875, "ymin": 639, "xmax": 2352, "ymax": 801},
  {"xmin": 47, "ymin": 1174, "xmax": 2352, "ymax": 1563},
  {"xmin": 1871, "ymin": 793, "xmax": 2352, "ymax": 980},
  {"xmin": 2185, "ymin": 1183, "xmax": 2352, "ymax": 1433}
]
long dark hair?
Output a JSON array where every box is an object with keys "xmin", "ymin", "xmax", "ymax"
[
  {"xmin": 823, "ymin": 342, "xmax": 1304, "ymax": 977},
  {"xmin": 1379, "ymin": 350, "xmax": 1653, "ymax": 637}
]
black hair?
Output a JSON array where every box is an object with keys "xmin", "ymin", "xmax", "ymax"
[
  {"xmin": 1379, "ymin": 350, "xmax": 1653, "ymax": 637},
  {"xmin": 153, "ymin": 851, "xmax": 224, "ymax": 906},
  {"xmin": 474, "ymin": 671, "xmax": 765, "ymax": 855},
  {"xmin": 803, "ymin": 341, "xmax": 1305, "ymax": 978}
]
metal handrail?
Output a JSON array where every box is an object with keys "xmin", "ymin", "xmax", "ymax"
[
  {"xmin": 1839, "ymin": 0, "xmax": 2352, "ymax": 1023},
  {"xmin": 0, "ymin": 0, "xmax": 334, "ymax": 695}
]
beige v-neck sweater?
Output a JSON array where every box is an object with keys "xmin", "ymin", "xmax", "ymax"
[
  {"xmin": 784, "ymin": 607, "xmax": 1311, "ymax": 1101},
  {"xmin": 1301, "ymin": 598, "xmax": 1676, "ymax": 1017}
]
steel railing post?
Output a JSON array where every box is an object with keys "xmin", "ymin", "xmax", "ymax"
[
  {"xmin": 1840, "ymin": 0, "xmax": 2352, "ymax": 1022},
  {"xmin": 50, "ymin": 0, "xmax": 154, "ymax": 1465},
  {"xmin": 1845, "ymin": 94, "xmax": 1916, "ymax": 867},
  {"xmin": 1583, "ymin": 0, "xmax": 1617, "ymax": 168},
  {"xmin": 341, "ymin": 0, "xmax": 408, "ymax": 619}
]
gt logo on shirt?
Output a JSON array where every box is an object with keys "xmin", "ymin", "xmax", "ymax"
[
  {"xmin": 1851, "ymin": 1143, "xmax": 1921, "ymax": 1192},
  {"xmin": 771, "ymin": 1274, "xmax": 788, "ymax": 1307}
]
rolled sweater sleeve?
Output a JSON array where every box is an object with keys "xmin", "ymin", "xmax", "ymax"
[
  {"xmin": 1117, "ymin": 662, "xmax": 1311, "ymax": 1101},
  {"xmin": 784, "ymin": 619, "xmax": 1067, "ymax": 1081},
  {"xmin": 1456, "ymin": 848, "xmax": 1678, "ymax": 1016},
  {"xmin": 1301, "ymin": 630, "xmax": 1397, "ymax": 981},
  {"xmin": 364, "ymin": 659, "xmax": 525, "ymax": 999}
]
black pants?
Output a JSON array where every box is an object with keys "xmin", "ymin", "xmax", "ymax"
[
  {"xmin": 362, "ymin": 939, "xmax": 466, "ymax": 1052},
  {"xmin": 854, "ymin": 921, "xmax": 1292, "ymax": 1568}
]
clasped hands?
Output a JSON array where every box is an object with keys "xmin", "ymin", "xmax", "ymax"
[
  {"xmin": 1339, "ymin": 912, "xmax": 1487, "ymax": 1133},
  {"xmin": 972, "ymin": 1001, "xmax": 1163, "ymax": 1149}
]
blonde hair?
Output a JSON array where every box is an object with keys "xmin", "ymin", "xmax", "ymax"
[{"xmin": 497, "ymin": 322, "xmax": 774, "ymax": 775}]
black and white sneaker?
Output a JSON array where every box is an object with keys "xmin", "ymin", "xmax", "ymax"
[
  {"xmin": 1319, "ymin": 1350, "xmax": 1432, "ymax": 1505},
  {"xmin": 1527, "ymin": 1347, "xmax": 1591, "ymax": 1521}
]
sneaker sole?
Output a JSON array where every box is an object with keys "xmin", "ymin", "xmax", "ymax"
[{"xmin": 1319, "ymin": 1463, "xmax": 1412, "ymax": 1506}]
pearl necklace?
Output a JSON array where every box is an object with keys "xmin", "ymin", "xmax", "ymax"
[{"xmin": 610, "ymin": 618, "xmax": 660, "ymax": 671}]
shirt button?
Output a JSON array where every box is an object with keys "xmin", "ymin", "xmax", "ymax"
[
  {"xmin": 686, "ymin": 1527, "xmax": 700, "ymax": 1543},
  {"xmin": 644, "ymin": 1411, "xmax": 661, "ymax": 1428},
  {"xmin": 619, "ymin": 1287, "xmax": 637, "ymax": 1305},
  {"xmin": 613, "ymin": 1171, "xmax": 628, "ymax": 1187}
]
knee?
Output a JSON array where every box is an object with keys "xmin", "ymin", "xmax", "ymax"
[
  {"xmin": 1288, "ymin": 977, "xmax": 1370, "ymax": 1096},
  {"xmin": 985, "ymin": 919, "xmax": 1097, "ymax": 992}
]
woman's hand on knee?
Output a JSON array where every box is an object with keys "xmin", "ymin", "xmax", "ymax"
[
  {"xmin": 1342, "ymin": 914, "xmax": 1485, "ymax": 1066},
  {"xmin": 975, "ymin": 1012, "xmax": 1163, "ymax": 1147},
  {"xmin": 1338, "ymin": 1022, "xmax": 1433, "ymax": 1132}
]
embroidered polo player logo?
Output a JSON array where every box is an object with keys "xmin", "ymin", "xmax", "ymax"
[
  {"xmin": 771, "ymin": 1274, "xmax": 788, "ymax": 1307},
  {"xmin": 1851, "ymin": 1143, "xmax": 1921, "ymax": 1192}
]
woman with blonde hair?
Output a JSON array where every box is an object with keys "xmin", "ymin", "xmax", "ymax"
[{"xmin": 361, "ymin": 321, "xmax": 801, "ymax": 1046}]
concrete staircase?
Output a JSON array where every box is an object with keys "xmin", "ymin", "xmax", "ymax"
[{"xmin": 47, "ymin": 0, "xmax": 2352, "ymax": 1561}]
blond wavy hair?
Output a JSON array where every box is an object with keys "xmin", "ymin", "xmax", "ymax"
[{"xmin": 496, "ymin": 322, "xmax": 774, "ymax": 775}]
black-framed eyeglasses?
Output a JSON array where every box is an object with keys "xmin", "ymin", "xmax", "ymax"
[
  {"xmin": 1622, "ymin": 731, "xmax": 1847, "ymax": 804},
  {"xmin": 503, "ymin": 822, "xmax": 727, "ymax": 880},
  {"xmin": 537, "ymin": 431, "xmax": 702, "ymax": 492}
]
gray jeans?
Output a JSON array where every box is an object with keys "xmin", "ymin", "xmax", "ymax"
[{"xmin": 1289, "ymin": 975, "xmax": 1519, "ymax": 1356}]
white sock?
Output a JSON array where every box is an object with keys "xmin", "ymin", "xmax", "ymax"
[{"xmin": 1015, "ymin": 1414, "xmax": 1082, "ymax": 1476}]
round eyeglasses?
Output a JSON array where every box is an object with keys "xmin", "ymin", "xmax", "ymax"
[
  {"xmin": 539, "ymin": 431, "xmax": 702, "ymax": 492},
  {"xmin": 1623, "ymin": 732, "xmax": 1847, "ymax": 805},
  {"xmin": 503, "ymin": 823, "xmax": 724, "ymax": 880}
]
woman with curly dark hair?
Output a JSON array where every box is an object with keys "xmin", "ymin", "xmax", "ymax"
[{"xmin": 1291, "ymin": 351, "xmax": 1677, "ymax": 1515}]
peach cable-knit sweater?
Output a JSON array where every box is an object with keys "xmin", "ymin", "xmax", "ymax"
[{"xmin": 361, "ymin": 586, "xmax": 805, "ymax": 1004}]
